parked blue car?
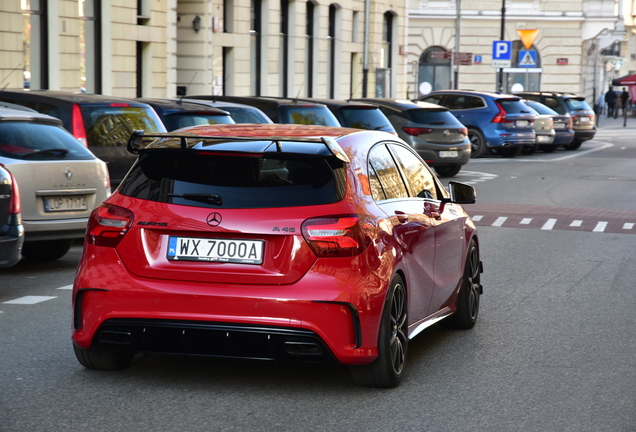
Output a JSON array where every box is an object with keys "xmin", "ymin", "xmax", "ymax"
[{"xmin": 416, "ymin": 90, "xmax": 536, "ymax": 158}]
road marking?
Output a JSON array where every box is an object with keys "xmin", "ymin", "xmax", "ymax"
[
  {"xmin": 492, "ymin": 217, "xmax": 507, "ymax": 227},
  {"xmin": 3, "ymin": 296, "xmax": 58, "ymax": 305},
  {"xmin": 623, "ymin": 223, "xmax": 634, "ymax": 230},
  {"xmin": 570, "ymin": 220, "xmax": 583, "ymax": 227},
  {"xmin": 593, "ymin": 221, "xmax": 608, "ymax": 232},
  {"xmin": 520, "ymin": 218, "xmax": 532, "ymax": 225},
  {"xmin": 469, "ymin": 142, "xmax": 613, "ymax": 163},
  {"xmin": 57, "ymin": 285, "xmax": 73, "ymax": 290},
  {"xmin": 472, "ymin": 215, "xmax": 483, "ymax": 221},
  {"xmin": 541, "ymin": 219, "xmax": 557, "ymax": 230}
]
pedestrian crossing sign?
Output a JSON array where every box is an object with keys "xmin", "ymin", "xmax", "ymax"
[{"xmin": 518, "ymin": 50, "xmax": 537, "ymax": 68}]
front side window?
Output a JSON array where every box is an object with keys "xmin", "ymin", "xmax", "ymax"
[{"xmin": 389, "ymin": 144, "xmax": 437, "ymax": 200}]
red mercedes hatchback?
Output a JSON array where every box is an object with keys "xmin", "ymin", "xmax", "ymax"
[{"xmin": 72, "ymin": 124, "xmax": 483, "ymax": 387}]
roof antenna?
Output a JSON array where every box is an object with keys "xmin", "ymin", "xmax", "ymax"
[
  {"xmin": 293, "ymin": 82, "xmax": 304, "ymax": 103},
  {"xmin": 178, "ymin": 72, "xmax": 198, "ymax": 104}
]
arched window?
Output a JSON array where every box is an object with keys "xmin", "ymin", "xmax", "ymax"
[
  {"xmin": 504, "ymin": 41, "xmax": 542, "ymax": 92},
  {"xmin": 418, "ymin": 46, "xmax": 451, "ymax": 95}
]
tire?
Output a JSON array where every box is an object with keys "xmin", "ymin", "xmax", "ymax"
[
  {"xmin": 467, "ymin": 128, "xmax": 487, "ymax": 158},
  {"xmin": 434, "ymin": 164, "xmax": 462, "ymax": 178},
  {"xmin": 22, "ymin": 239, "xmax": 73, "ymax": 261},
  {"xmin": 539, "ymin": 144, "xmax": 558, "ymax": 153},
  {"xmin": 441, "ymin": 240, "xmax": 482, "ymax": 330},
  {"xmin": 351, "ymin": 275, "xmax": 408, "ymax": 388},
  {"xmin": 498, "ymin": 146, "xmax": 520, "ymax": 158},
  {"xmin": 562, "ymin": 140, "xmax": 582, "ymax": 150},
  {"xmin": 73, "ymin": 344, "xmax": 135, "ymax": 371},
  {"xmin": 521, "ymin": 144, "xmax": 537, "ymax": 155}
]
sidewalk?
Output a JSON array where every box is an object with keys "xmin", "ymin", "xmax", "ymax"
[{"xmin": 595, "ymin": 113, "xmax": 636, "ymax": 129}]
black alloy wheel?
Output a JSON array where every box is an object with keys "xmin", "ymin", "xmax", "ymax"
[
  {"xmin": 441, "ymin": 240, "xmax": 481, "ymax": 329},
  {"xmin": 467, "ymin": 128, "xmax": 487, "ymax": 158}
]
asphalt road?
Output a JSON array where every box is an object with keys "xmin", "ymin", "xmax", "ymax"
[{"xmin": 1, "ymin": 130, "xmax": 635, "ymax": 431}]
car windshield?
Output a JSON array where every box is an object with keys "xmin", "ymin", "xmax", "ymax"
[
  {"xmin": 0, "ymin": 121, "xmax": 95, "ymax": 160},
  {"xmin": 81, "ymin": 106, "xmax": 166, "ymax": 147},
  {"xmin": 497, "ymin": 99, "xmax": 534, "ymax": 114},
  {"xmin": 564, "ymin": 98, "xmax": 593, "ymax": 112},
  {"xmin": 278, "ymin": 106, "xmax": 341, "ymax": 126},
  {"xmin": 407, "ymin": 109, "xmax": 462, "ymax": 126},
  {"xmin": 222, "ymin": 106, "xmax": 273, "ymax": 124},
  {"xmin": 119, "ymin": 150, "xmax": 347, "ymax": 209},
  {"xmin": 163, "ymin": 113, "xmax": 234, "ymax": 131},
  {"xmin": 525, "ymin": 101, "xmax": 558, "ymax": 116},
  {"xmin": 340, "ymin": 107, "xmax": 395, "ymax": 132}
]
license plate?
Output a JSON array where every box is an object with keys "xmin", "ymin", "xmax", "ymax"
[
  {"xmin": 579, "ymin": 116, "xmax": 590, "ymax": 122},
  {"xmin": 554, "ymin": 123, "xmax": 566, "ymax": 129},
  {"xmin": 537, "ymin": 135, "xmax": 551, "ymax": 143},
  {"xmin": 516, "ymin": 120, "xmax": 529, "ymax": 127},
  {"xmin": 167, "ymin": 236, "xmax": 264, "ymax": 264},
  {"xmin": 439, "ymin": 150, "xmax": 459, "ymax": 158},
  {"xmin": 44, "ymin": 196, "xmax": 88, "ymax": 212}
]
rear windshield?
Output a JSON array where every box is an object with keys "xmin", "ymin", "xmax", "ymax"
[
  {"xmin": 0, "ymin": 121, "xmax": 95, "ymax": 160},
  {"xmin": 81, "ymin": 106, "xmax": 166, "ymax": 147},
  {"xmin": 278, "ymin": 106, "xmax": 341, "ymax": 126},
  {"xmin": 163, "ymin": 113, "xmax": 234, "ymax": 131},
  {"xmin": 222, "ymin": 106, "xmax": 273, "ymax": 124},
  {"xmin": 119, "ymin": 151, "xmax": 346, "ymax": 209},
  {"xmin": 564, "ymin": 98, "xmax": 593, "ymax": 112},
  {"xmin": 524, "ymin": 101, "xmax": 558, "ymax": 116},
  {"xmin": 497, "ymin": 99, "xmax": 534, "ymax": 114},
  {"xmin": 339, "ymin": 107, "xmax": 395, "ymax": 132},
  {"xmin": 406, "ymin": 109, "xmax": 462, "ymax": 126}
]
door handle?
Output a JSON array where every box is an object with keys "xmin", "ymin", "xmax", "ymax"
[{"xmin": 424, "ymin": 203, "xmax": 441, "ymax": 220}]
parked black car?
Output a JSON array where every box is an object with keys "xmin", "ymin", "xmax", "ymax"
[
  {"xmin": 0, "ymin": 90, "xmax": 166, "ymax": 185},
  {"xmin": 294, "ymin": 98, "xmax": 396, "ymax": 134},
  {"xmin": 137, "ymin": 98, "xmax": 234, "ymax": 131},
  {"xmin": 513, "ymin": 91, "xmax": 595, "ymax": 150},
  {"xmin": 522, "ymin": 100, "xmax": 575, "ymax": 152},
  {"xmin": 188, "ymin": 96, "xmax": 341, "ymax": 126},
  {"xmin": 0, "ymin": 165, "xmax": 23, "ymax": 268},
  {"xmin": 180, "ymin": 99, "xmax": 273, "ymax": 124}
]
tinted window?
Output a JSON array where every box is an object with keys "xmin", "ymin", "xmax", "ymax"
[
  {"xmin": 541, "ymin": 97, "xmax": 561, "ymax": 111},
  {"xmin": 222, "ymin": 107, "xmax": 272, "ymax": 124},
  {"xmin": 0, "ymin": 122, "xmax": 95, "ymax": 160},
  {"xmin": 564, "ymin": 98, "xmax": 592, "ymax": 111},
  {"xmin": 406, "ymin": 109, "xmax": 462, "ymax": 126},
  {"xmin": 119, "ymin": 151, "xmax": 346, "ymax": 209},
  {"xmin": 368, "ymin": 144, "xmax": 408, "ymax": 200},
  {"xmin": 81, "ymin": 106, "xmax": 166, "ymax": 147},
  {"xmin": 497, "ymin": 99, "xmax": 533, "ymax": 114},
  {"xmin": 162, "ymin": 113, "xmax": 234, "ymax": 131},
  {"xmin": 278, "ymin": 106, "xmax": 340, "ymax": 126},
  {"xmin": 524, "ymin": 101, "xmax": 558, "ymax": 115},
  {"xmin": 340, "ymin": 107, "xmax": 395, "ymax": 132},
  {"xmin": 390, "ymin": 144, "xmax": 437, "ymax": 200},
  {"xmin": 421, "ymin": 95, "xmax": 443, "ymax": 105},
  {"xmin": 442, "ymin": 95, "xmax": 486, "ymax": 110}
]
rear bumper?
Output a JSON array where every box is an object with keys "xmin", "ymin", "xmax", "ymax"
[
  {"xmin": 414, "ymin": 143, "xmax": 471, "ymax": 167},
  {"xmin": 23, "ymin": 217, "xmax": 88, "ymax": 241},
  {"xmin": 573, "ymin": 128, "xmax": 596, "ymax": 142},
  {"xmin": 72, "ymin": 249, "xmax": 388, "ymax": 365},
  {"xmin": 552, "ymin": 131, "xmax": 575, "ymax": 145},
  {"xmin": 0, "ymin": 219, "xmax": 24, "ymax": 268},
  {"xmin": 486, "ymin": 130, "xmax": 536, "ymax": 148}
]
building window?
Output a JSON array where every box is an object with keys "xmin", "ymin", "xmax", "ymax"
[
  {"xmin": 418, "ymin": 46, "xmax": 451, "ymax": 95},
  {"xmin": 328, "ymin": 4, "xmax": 337, "ymax": 98},
  {"xmin": 280, "ymin": 0, "xmax": 289, "ymax": 97},
  {"xmin": 250, "ymin": 0, "xmax": 262, "ymax": 96},
  {"xmin": 376, "ymin": 11, "xmax": 394, "ymax": 97},
  {"xmin": 22, "ymin": 0, "xmax": 48, "ymax": 89},
  {"xmin": 305, "ymin": 1, "xmax": 315, "ymax": 97},
  {"xmin": 79, "ymin": 0, "xmax": 101, "ymax": 93}
]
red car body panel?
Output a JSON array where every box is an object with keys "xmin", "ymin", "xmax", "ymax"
[{"xmin": 72, "ymin": 124, "xmax": 478, "ymax": 368}]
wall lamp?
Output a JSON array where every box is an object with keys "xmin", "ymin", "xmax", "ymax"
[{"xmin": 192, "ymin": 15, "xmax": 201, "ymax": 32}]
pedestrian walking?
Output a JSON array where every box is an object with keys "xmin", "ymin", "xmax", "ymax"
[
  {"xmin": 605, "ymin": 87, "xmax": 617, "ymax": 118},
  {"xmin": 620, "ymin": 87, "xmax": 630, "ymax": 116},
  {"xmin": 597, "ymin": 92, "xmax": 606, "ymax": 116}
]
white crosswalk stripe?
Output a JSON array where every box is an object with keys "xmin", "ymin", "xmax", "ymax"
[{"xmin": 3, "ymin": 296, "xmax": 58, "ymax": 305}]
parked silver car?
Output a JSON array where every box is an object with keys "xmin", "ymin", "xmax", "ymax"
[
  {"xmin": 521, "ymin": 101, "xmax": 555, "ymax": 155},
  {"xmin": 0, "ymin": 108, "xmax": 110, "ymax": 262}
]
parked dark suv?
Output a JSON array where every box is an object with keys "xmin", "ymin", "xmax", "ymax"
[
  {"xmin": 513, "ymin": 91, "xmax": 596, "ymax": 150},
  {"xmin": 0, "ymin": 90, "xmax": 167, "ymax": 185},
  {"xmin": 137, "ymin": 98, "xmax": 234, "ymax": 131},
  {"xmin": 188, "ymin": 96, "xmax": 341, "ymax": 126}
]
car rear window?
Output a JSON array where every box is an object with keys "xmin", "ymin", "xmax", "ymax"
[
  {"xmin": 222, "ymin": 107, "xmax": 272, "ymax": 124},
  {"xmin": 278, "ymin": 106, "xmax": 341, "ymax": 126},
  {"xmin": 406, "ymin": 109, "xmax": 462, "ymax": 126},
  {"xmin": 163, "ymin": 113, "xmax": 234, "ymax": 131},
  {"xmin": 339, "ymin": 107, "xmax": 395, "ymax": 132},
  {"xmin": 81, "ymin": 106, "xmax": 166, "ymax": 147},
  {"xmin": 524, "ymin": 101, "xmax": 558, "ymax": 115},
  {"xmin": 497, "ymin": 99, "xmax": 533, "ymax": 114},
  {"xmin": 119, "ymin": 150, "xmax": 346, "ymax": 209},
  {"xmin": 564, "ymin": 98, "xmax": 593, "ymax": 111},
  {"xmin": 0, "ymin": 121, "xmax": 95, "ymax": 160}
]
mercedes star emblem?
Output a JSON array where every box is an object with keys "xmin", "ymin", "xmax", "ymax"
[{"xmin": 207, "ymin": 212, "xmax": 222, "ymax": 227}]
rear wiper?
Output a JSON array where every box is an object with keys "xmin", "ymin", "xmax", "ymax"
[
  {"xmin": 168, "ymin": 193, "xmax": 222, "ymax": 206},
  {"xmin": 22, "ymin": 148, "xmax": 69, "ymax": 158}
]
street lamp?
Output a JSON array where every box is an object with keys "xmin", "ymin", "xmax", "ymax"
[{"xmin": 498, "ymin": 0, "xmax": 506, "ymax": 92}]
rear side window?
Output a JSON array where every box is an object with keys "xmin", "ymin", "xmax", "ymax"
[
  {"xmin": 340, "ymin": 107, "xmax": 395, "ymax": 132},
  {"xmin": 119, "ymin": 151, "xmax": 346, "ymax": 209},
  {"xmin": 162, "ymin": 113, "xmax": 234, "ymax": 131},
  {"xmin": 564, "ymin": 98, "xmax": 592, "ymax": 111},
  {"xmin": 497, "ymin": 99, "xmax": 533, "ymax": 114},
  {"xmin": 81, "ymin": 106, "xmax": 166, "ymax": 147},
  {"xmin": 278, "ymin": 106, "xmax": 340, "ymax": 126},
  {"xmin": 0, "ymin": 121, "xmax": 95, "ymax": 160},
  {"xmin": 406, "ymin": 109, "xmax": 462, "ymax": 126},
  {"xmin": 443, "ymin": 95, "xmax": 486, "ymax": 110},
  {"xmin": 368, "ymin": 144, "xmax": 408, "ymax": 200}
]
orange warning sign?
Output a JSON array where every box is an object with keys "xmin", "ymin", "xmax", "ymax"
[{"xmin": 517, "ymin": 29, "xmax": 539, "ymax": 50}]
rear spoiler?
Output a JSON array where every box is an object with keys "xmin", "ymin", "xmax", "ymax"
[{"xmin": 127, "ymin": 130, "xmax": 350, "ymax": 163}]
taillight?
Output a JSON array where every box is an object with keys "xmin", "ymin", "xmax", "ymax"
[
  {"xmin": 301, "ymin": 215, "xmax": 373, "ymax": 258},
  {"xmin": 402, "ymin": 127, "xmax": 433, "ymax": 136},
  {"xmin": 567, "ymin": 117, "xmax": 573, "ymax": 128},
  {"xmin": 72, "ymin": 103, "xmax": 88, "ymax": 147},
  {"xmin": 0, "ymin": 166, "xmax": 21, "ymax": 215},
  {"xmin": 491, "ymin": 103, "xmax": 512, "ymax": 123},
  {"xmin": 459, "ymin": 127, "xmax": 468, "ymax": 135},
  {"xmin": 85, "ymin": 203, "xmax": 134, "ymax": 247}
]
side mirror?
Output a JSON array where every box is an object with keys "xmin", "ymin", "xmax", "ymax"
[{"xmin": 439, "ymin": 181, "xmax": 476, "ymax": 213}]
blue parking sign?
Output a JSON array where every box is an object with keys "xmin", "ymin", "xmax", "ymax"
[{"xmin": 492, "ymin": 41, "xmax": 512, "ymax": 60}]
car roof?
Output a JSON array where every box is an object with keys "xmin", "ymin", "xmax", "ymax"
[
  {"xmin": 295, "ymin": 98, "xmax": 379, "ymax": 109},
  {"xmin": 180, "ymin": 98, "xmax": 265, "ymax": 110},
  {"xmin": 137, "ymin": 98, "xmax": 230, "ymax": 114},
  {"xmin": 427, "ymin": 89, "xmax": 520, "ymax": 99},
  {"xmin": 513, "ymin": 91, "xmax": 584, "ymax": 100},
  {"xmin": 192, "ymin": 95, "xmax": 328, "ymax": 107},
  {"xmin": 355, "ymin": 98, "xmax": 448, "ymax": 111},
  {"xmin": 0, "ymin": 89, "xmax": 152, "ymax": 106},
  {"xmin": 0, "ymin": 107, "xmax": 63, "ymax": 125}
]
